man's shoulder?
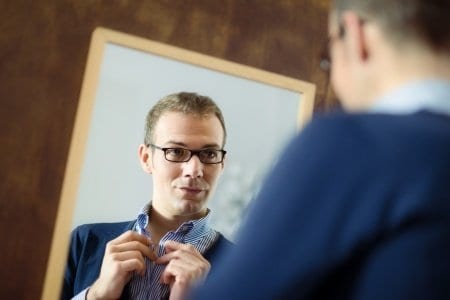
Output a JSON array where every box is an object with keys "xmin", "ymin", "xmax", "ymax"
[
  {"xmin": 298, "ymin": 111, "xmax": 369, "ymax": 144},
  {"xmin": 203, "ymin": 232, "xmax": 234, "ymax": 264},
  {"xmin": 72, "ymin": 220, "xmax": 135, "ymax": 241},
  {"xmin": 278, "ymin": 110, "xmax": 450, "ymax": 182},
  {"xmin": 215, "ymin": 232, "xmax": 234, "ymax": 248},
  {"xmin": 75, "ymin": 220, "xmax": 133, "ymax": 230},
  {"xmin": 287, "ymin": 112, "xmax": 375, "ymax": 160},
  {"xmin": 300, "ymin": 110, "xmax": 450, "ymax": 147},
  {"xmin": 303, "ymin": 111, "xmax": 397, "ymax": 137}
]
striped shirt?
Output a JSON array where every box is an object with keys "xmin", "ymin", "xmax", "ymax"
[{"xmin": 128, "ymin": 204, "xmax": 219, "ymax": 300}]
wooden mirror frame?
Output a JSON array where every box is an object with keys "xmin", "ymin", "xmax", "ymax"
[{"xmin": 42, "ymin": 27, "xmax": 315, "ymax": 299}]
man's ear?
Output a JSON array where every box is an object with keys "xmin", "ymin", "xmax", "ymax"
[
  {"xmin": 341, "ymin": 11, "xmax": 369, "ymax": 62},
  {"xmin": 138, "ymin": 144, "xmax": 152, "ymax": 174},
  {"xmin": 220, "ymin": 155, "xmax": 226, "ymax": 171}
]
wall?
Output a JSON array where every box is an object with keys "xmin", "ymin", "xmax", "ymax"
[{"xmin": 0, "ymin": 0, "xmax": 332, "ymax": 298}]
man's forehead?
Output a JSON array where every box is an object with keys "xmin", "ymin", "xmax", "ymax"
[
  {"xmin": 156, "ymin": 111, "xmax": 219, "ymax": 125},
  {"xmin": 153, "ymin": 112, "xmax": 224, "ymax": 144}
]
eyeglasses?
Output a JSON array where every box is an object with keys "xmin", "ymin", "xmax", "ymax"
[
  {"xmin": 320, "ymin": 17, "xmax": 368, "ymax": 73},
  {"xmin": 320, "ymin": 22, "xmax": 346, "ymax": 73},
  {"xmin": 148, "ymin": 144, "xmax": 226, "ymax": 164}
]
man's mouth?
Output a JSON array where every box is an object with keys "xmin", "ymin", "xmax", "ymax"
[
  {"xmin": 174, "ymin": 180, "xmax": 208, "ymax": 195},
  {"xmin": 179, "ymin": 186, "xmax": 205, "ymax": 193}
]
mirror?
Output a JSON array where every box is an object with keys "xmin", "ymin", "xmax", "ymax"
[{"xmin": 42, "ymin": 27, "xmax": 316, "ymax": 299}]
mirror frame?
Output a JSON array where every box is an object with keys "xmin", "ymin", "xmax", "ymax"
[{"xmin": 42, "ymin": 27, "xmax": 316, "ymax": 299}]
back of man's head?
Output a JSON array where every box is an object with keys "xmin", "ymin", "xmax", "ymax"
[{"xmin": 332, "ymin": 0, "xmax": 450, "ymax": 53}]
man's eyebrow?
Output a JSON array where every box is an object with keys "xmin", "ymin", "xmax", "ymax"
[
  {"xmin": 163, "ymin": 141, "xmax": 187, "ymax": 147},
  {"xmin": 201, "ymin": 143, "xmax": 222, "ymax": 149},
  {"xmin": 164, "ymin": 141, "xmax": 221, "ymax": 149}
]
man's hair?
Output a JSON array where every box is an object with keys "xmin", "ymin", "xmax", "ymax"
[
  {"xmin": 333, "ymin": 0, "xmax": 450, "ymax": 52},
  {"xmin": 144, "ymin": 92, "xmax": 227, "ymax": 147}
]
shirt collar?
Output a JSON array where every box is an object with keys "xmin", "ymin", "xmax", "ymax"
[
  {"xmin": 135, "ymin": 203, "xmax": 214, "ymax": 243},
  {"xmin": 369, "ymin": 79, "xmax": 450, "ymax": 116}
]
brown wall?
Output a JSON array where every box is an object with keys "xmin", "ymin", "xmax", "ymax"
[{"xmin": 0, "ymin": 1, "xmax": 332, "ymax": 298}]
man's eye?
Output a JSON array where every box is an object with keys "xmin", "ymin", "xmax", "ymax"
[
  {"xmin": 166, "ymin": 148, "xmax": 186, "ymax": 157},
  {"xmin": 202, "ymin": 150, "xmax": 218, "ymax": 158}
]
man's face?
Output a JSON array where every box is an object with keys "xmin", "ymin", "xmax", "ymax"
[
  {"xmin": 329, "ymin": 12, "xmax": 353, "ymax": 107},
  {"xmin": 329, "ymin": 10, "xmax": 376, "ymax": 111},
  {"xmin": 142, "ymin": 111, "xmax": 225, "ymax": 218}
]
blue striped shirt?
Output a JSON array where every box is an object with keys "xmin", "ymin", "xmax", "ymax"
[{"xmin": 128, "ymin": 204, "xmax": 219, "ymax": 300}]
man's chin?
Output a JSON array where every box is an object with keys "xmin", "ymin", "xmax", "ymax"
[{"xmin": 175, "ymin": 199, "xmax": 206, "ymax": 216}]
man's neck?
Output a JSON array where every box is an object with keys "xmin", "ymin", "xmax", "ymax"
[
  {"xmin": 373, "ymin": 45, "xmax": 450, "ymax": 102},
  {"xmin": 148, "ymin": 203, "xmax": 207, "ymax": 244}
]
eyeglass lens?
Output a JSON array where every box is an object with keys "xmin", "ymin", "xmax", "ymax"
[{"xmin": 164, "ymin": 148, "xmax": 224, "ymax": 164}]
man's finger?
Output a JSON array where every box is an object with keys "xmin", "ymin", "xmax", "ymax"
[
  {"xmin": 163, "ymin": 240, "xmax": 198, "ymax": 254},
  {"xmin": 105, "ymin": 231, "xmax": 156, "ymax": 260},
  {"xmin": 110, "ymin": 230, "xmax": 153, "ymax": 246}
]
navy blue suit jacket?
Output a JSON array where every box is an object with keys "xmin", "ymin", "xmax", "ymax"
[
  {"xmin": 62, "ymin": 220, "xmax": 232, "ymax": 299},
  {"xmin": 193, "ymin": 111, "xmax": 450, "ymax": 300}
]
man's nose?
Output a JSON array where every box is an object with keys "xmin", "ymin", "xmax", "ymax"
[{"xmin": 182, "ymin": 154, "xmax": 204, "ymax": 178}]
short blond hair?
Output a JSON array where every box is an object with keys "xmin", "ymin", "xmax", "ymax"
[{"xmin": 144, "ymin": 92, "xmax": 227, "ymax": 147}]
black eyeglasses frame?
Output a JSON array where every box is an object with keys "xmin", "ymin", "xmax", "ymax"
[{"xmin": 147, "ymin": 144, "xmax": 226, "ymax": 164}]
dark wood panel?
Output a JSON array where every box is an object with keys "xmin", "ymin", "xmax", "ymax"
[{"xmin": 0, "ymin": 0, "xmax": 331, "ymax": 298}]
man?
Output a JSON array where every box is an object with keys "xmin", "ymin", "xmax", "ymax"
[
  {"xmin": 62, "ymin": 92, "xmax": 232, "ymax": 300},
  {"xmin": 192, "ymin": 0, "xmax": 450, "ymax": 299}
]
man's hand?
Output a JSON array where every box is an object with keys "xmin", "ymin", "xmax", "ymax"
[
  {"xmin": 88, "ymin": 230, "xmax": 156, "ymax": 300},
  {"xmin": 156, "ymin": 241, "xmax": 211, "ymax": 300}
]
